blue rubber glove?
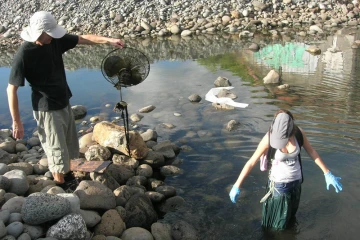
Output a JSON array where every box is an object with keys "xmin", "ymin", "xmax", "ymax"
[
  {"xmin": 229, "ymin": 185, "xmax": 240, "ymax": 203},
  {"xmin": 324, "ymin": 171, "xmax": 343, "ymax": 193}
]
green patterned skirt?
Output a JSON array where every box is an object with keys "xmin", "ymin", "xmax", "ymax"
[{"xmin": 261, "ymin": 180, "xmax": 302, "ymax": 230}]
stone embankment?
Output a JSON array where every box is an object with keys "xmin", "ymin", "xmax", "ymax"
[
  {"xmin": 1, "ymin": 0, "xmax": 360, "ymax": 51},
  {"xmin": 0, "ymin": 102, "xmax": 198, "ymax": 239}
]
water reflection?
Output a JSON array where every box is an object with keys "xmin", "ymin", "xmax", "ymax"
[{"xmin": 0, "ymin": 30, "xmax": 360, "ymax": 240}]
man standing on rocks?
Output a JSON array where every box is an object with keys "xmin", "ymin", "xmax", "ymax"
[{"xmin": 6, "ymin": 11, "xmax": 125, "ymax": 184}]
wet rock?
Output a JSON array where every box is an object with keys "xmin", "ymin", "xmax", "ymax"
[
  {"xmin": 145, "ymin": 191, "xmax": 165, "ymax": 203},
  {"xmin": 226, "ymin": 120, "xmax": 239, "ymax": 131},
  {"xmin": 141, "ymin": 151, "xmax": 165, "ymax": 168},
  {"xmin": 155, "ymin": 185, "xmax": 176, "ymax": 198},
  {"xmin": 217, "ymin": 89, "xmax": 237, "ymax": 99},
  {"xmin": 139, "ymin": 105, "xmax": 156, "ymax": 113},
  {"xmin": 160, "ymin": 166, "xmax": 182, "ymax": 177},
  {"xmin": 130, "ymin": 113, "xmax": 144, "ymax": 122},
  {"xmin": 278, "ymin": 84, "xmax": 290, "ymax": 89},
  {"xmin": 152, "ymin": 141, "xmax": 177, "ymax": 159},
  {"xmin": 151, "ymin": 222, "xmax": 172, "ymax": 240},
  {"xmin": 171, "ymin": 220, "xmax": 198, "ymax": 240},
  {"xmin": 158, "ymin": 196, "xmax": 185, "ymax": 213},
  {"xmin": 188, "ymin": 94, "xmax": 202, "ymax": 103},
  {"xmin": 214, "ymin": 76, "xmax": 231, "ymax": 87},
  {"xmin": 263, "ymin": 69, "xmax": 280, "ymax": 84},
  {"xmin": 136, "ymin": 164, "xmax": 153, "ymax": 178},
  {"xmin": 141, "ymin": 129, "xmax": 158, "ymax": 142},
  {"xmin": 160, "ymin": 123, "xmax": 176, "ymax": 129},
  {"xmin": 71, "ymin": 105, "xmax": 87, "ymax": 120}
]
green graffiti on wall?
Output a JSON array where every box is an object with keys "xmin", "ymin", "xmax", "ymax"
[{"xmin": 254, "ymin": 43, "xmax": 307, "ymax": 69}]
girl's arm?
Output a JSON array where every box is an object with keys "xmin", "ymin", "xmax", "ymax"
[
  {"xmin": 233, "ymin": 133, "xmax": 269, "ymax": 189},
  {"xmin": 299, "ymin": 127, "xmax": 342, "ymax": 193},
  {"xmin": 299, "ymin": 127, "xmax": 330, "ymax": 174}
]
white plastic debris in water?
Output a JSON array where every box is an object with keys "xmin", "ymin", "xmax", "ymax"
[{"xmin": 205, "ymin": 87, "xmax": 249, "ymax": 108}]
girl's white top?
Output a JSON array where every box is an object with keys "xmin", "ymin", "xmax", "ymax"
[{"xmin": 269, "ymin": 138, "xmax": 302, "ymax": 183}]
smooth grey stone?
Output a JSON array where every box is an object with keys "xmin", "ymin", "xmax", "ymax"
[
  {"xmin": 0, "ymin": 210, "xmax": 10, "ymax": 224},
  {"xmin": 6, "ymin": 221, "xmax": 23, "ymax": 238},
  {"xmin": 8, "ymin": 213, "xmax": 22, "ymax": 223}
]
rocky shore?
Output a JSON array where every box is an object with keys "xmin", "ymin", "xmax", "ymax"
[
  {"xmin": 0, "ymin": 102, "xmax": 200, "ymax": 239},
  {"xmin": 1, "ymin": 0, "xmax": 360, "ymax": 51}
]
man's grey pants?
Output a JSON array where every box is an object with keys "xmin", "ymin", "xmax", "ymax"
[{"xmin": 33, "ymin": 104, "xmax": 79, "ymax": 174}]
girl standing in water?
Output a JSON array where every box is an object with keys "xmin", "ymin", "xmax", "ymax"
[{"xmin": 229, "ymin": 109, "xmax": 342, "ymax": 230}]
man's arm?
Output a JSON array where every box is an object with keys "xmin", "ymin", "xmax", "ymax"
[
  {"xmin": 7, "ymin": 83, "xmax": 24, "ymax": 139},
  {"xmin": 78, "ymin": 35, "xmax": 125, "ymax": 48}
]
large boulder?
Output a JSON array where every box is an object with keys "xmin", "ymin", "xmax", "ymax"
[
  {"xmin": 74, "ymin": 180, "xmax": 116, "ymax": 210},
  {"xmin": 171, "ymin": 220, "xmax": 198, "ymax": 240},
  {"xmin": 21, "ymin": 193, "xmax": 71, "ymax": 225},
  {"xmin": 125, "ymin": 194, "xmax": 157, "ymax": 230},
  {"xmin": 93, "ymin": 121, "xmax": 149, "ymax": 159},
  {"xmin": 0, "ymin": 149, "xmax": 15, "ymax": 165},
  {"xmin": 3, "ymin": 170, "xmax": 29, "ymax": 196},
  {"xmin": 94, "ymin": 209, "xmax": 125, "ymax": 237},
  {"xmin": 46, "ymin": 213, "xmax": 87, "ymax": 240}
]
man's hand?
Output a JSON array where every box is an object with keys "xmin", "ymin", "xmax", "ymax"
[
  {"xmin": 12, "ymin": 120, "xmax": 24, "ymax": 139},
  {"xmin": 109, "ymin": 38, "xmax": 125, "ymax": 48}
]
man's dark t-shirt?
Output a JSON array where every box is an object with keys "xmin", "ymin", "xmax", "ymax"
[{"xmin": 9, "ymin": 34, "xmax": 78, "ymax": 111}]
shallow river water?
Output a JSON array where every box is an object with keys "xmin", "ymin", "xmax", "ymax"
[{"xmin": 0, "ymin": 28, "xmax": 360, "ymax": 240}]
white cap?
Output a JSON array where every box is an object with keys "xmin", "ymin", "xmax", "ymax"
[{"xmin": 20, "ymin": 11, "xmax": 66, "ymax": 42}]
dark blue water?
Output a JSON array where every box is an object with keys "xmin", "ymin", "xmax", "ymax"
[{"xmin": 1, "ymin": 31, "xmax": 359, "ymax": 239}]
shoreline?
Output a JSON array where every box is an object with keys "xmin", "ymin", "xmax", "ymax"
[{"xmin": 1, "ymin": 0, "xmax": 360, "ymax": 50}]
